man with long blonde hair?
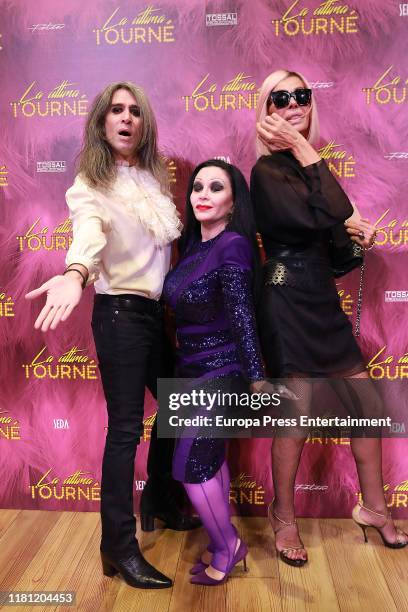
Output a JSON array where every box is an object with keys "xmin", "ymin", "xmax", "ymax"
[{"xmin": 26, "ymin": 82, "xmax": 200, "ymax": 589}]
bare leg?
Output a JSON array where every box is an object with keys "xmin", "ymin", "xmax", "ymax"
[
  {"xmin": 347, "ymin": 371, "xmax": 407, "ymax": 544},
  {"xmin": 270, "ymin": 378, "xmax": 312, "ymax": 562}
]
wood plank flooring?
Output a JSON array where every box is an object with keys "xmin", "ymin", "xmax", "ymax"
[{"xmin": 0, "ymin": 511, "xmax": 407, "ymax": 612}]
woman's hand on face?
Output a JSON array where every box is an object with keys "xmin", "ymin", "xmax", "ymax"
[
  {"xmin": 344, "ymin": 218, "xmax": 377, "ymax": 249},
  {"xmin": 257, "ymin": 113, "xmax": 304, "ymax": 152},
  {"xmin": 25, "ymin": 274, "xmax": 83, "ymax": 332}
]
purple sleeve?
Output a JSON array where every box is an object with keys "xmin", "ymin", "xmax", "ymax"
[{"xmin": 217, "ymin": 234, "xmax": 264, "ymax": 382}]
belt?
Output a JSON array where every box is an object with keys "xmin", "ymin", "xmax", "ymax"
[
  {"xmin": 94, "ymin": 293, "xmax": 162, "ymax": 316},
  {"xmin": 265, "ymin": 243, "xmax": 328, "ymax": 260}
]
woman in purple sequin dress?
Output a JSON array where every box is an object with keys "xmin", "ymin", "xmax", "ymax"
[{"xmin": 163, "ymin": 160, "xmax": 265, "ymax": 585}]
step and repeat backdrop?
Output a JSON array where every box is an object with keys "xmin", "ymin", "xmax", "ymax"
[{"xmin": 0, "ymin": 0, "xmax": 407, "ymax": 518}]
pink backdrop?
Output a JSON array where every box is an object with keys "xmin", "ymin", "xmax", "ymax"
[{"xmin": 1, "ymin": 0, "xmax": 407, "ymax": 518}]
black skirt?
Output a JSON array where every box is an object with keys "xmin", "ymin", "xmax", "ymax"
[{"xmin": 257, "ymin": 249, "xmax": 365, "ymax": 378}]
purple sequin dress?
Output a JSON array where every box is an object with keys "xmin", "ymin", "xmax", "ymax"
[{"xmin": 163, "ymin": 230, "xmax": 264, "ymax": 483}]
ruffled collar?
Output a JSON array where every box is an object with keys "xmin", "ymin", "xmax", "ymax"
[{"xmin": 113, "ymin": 166, "xmax": 182, "ymax": 246}]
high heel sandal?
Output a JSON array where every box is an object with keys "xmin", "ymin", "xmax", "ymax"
[
  {"xmin": 352, "ymin": 502, "xmax": 408, "ymax": 549},
  {"xmin": 189, "ymin": 524, "xmax": 239, "ymax": 575},
  {"xmin": 268, "ymin": 503, "xmax": 308, "ymax": 568},
  {"xmin": 190, "ymin": 539, "xmax": 248, "ymax": 586}
]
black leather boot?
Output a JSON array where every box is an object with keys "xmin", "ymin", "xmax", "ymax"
[
  {"xmin": 100, "ymin": 547, "xmax": 172, "ymax": 589},
  {"xmin": 140, "ymin": 478, "xmax": 202, "ymax": 532}
]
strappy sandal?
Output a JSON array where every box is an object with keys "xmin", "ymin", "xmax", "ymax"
[
  {"xmin": 352, "ymin": 502, "xmax": 408, "ymax": 549},
  {"xmin": 268, "ymin": 503, "xmax": 308, "ymax": 567}
]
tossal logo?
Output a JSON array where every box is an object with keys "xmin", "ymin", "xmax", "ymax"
[
  {"xmin": 229, "ymin": 472, "xmax": 265, "ymax": 505},
  {"xmin": 93, "ymin": 5, "xmax": 175, "ymax": 46},
  {"xmin": 271, "ymin": 0, "xmax": 359, "ymax": 37}
]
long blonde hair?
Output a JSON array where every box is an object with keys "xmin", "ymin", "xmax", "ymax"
[
  {"xmin": 77, "ymin": 81, "xmax": 169, "ymax": 194},
  {"xmin": 255, "ymin": 70, "xmax": 320, "ymax": 158}
]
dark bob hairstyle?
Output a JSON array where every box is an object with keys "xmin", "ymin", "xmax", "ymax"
[{"xmin": 180, "ymin": 159, "xmax": 262, "ymax": 301}]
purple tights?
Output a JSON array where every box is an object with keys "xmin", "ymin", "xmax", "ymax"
[{"xmin": 184, "ymin": 461, "xmax": 236, "ymax": 572}]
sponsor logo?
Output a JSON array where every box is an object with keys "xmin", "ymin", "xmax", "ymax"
[
  {"xmin": 0, "ymin": 291, "xmax": 14, "ymax": 317},
  {"xmin": 385, "ymin": 290, "xmax": 408, "ymax": 302},
  {"xmin": 384, "ymin": 152, "xmax": 408, "ymax": 160},
  {"xmin": 37, "ymin": 161, "xmax": 66, "ymax": 173},
  {"xmin": 271, "ymin": 0, "xmax": 359, "ymax": 37},
  {"xmin": 362, "ymin": 66, "xmax": 408, "ymax": 106},
  {"xmin": 389, "ymin": 422, "xmax": 406, "ymax": 433},
  {"xmin": 29, "ymin": 23, "xmax": 65, "ymax": 32},
  {"xmin": 16, "ymin": 217, "xmax": 72, "ymax": 252},
  {"xmin": 229, "ymin": 472, "xmax": 265, "ymax": 505},
  {"xmin": 93, "ymin": 5, "xmax": 176, "ymax": 45},
  {"xmin": 30, "ymin": 469, "xmax": 100, "ymax": 502},
  {"xmin": 206, "ymin": 13, "xmax": 238, "ymax": 26},
  {"xmin": 0, "ymin": 164, "xmax": 8, "ymax": 186},
  {"xmin": 368, "ymin": 346, "xmax": 408, "ymax": 380},
  {"xmin": 53, "ymin": 419, "xmax": 69, "ymax": 430},
  {"xmin": 10, "ymin": 80, "xmax": 89, "ymax": 119},
  {"xmin": 400, "ymin": 4, "xmax": 408, "ymax": 16},
  {"xmin": 183, "ymin": 72, "xmax": 259, "ymax": 112},
  {"xmin": 22, "ymin": 346, "xmax": 98, "ymax": 381},
  {"xmin": 294, "ymin": 483, "xmax": 329, "ymax": 492},
  {"xmin": 0, "ymin": 409, "xmax": 21, "ymax": 441},
  {"xmin": 135, "ymin": 480, "xmax": 146, "ymax": 491},
  {"xmin": 318, "ymin": 140, "xmax": 356, "ymax": 179},
  {"xmin": 309, "ymin": 81, "xmax": 335, "ymax": 88}
]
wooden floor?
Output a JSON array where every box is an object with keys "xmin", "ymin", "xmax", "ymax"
[{"xmin": 1, "ymin": 510, "xmax": 408, "ymax": 612}]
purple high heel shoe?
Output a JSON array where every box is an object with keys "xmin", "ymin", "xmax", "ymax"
[
  {"xmin": 189, "ymin": 525, "xmax": 239, "ymax": 575},
  {"xmin": 190, "ymin": 539, "xmax": 248, "ymax": 586}
]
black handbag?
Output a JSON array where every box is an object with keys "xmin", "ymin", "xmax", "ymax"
[
  {"xmin": 329, "ymin": 239, "xmax": 364, "ymax": 278},
  {"xmin": 328, "ymin": 221, "xmax": 364, "ymax": 278}
]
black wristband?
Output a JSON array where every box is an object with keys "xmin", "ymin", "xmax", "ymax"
[{"xmin": 63, "ymin": 268, "xmax": 87, "ymax": 289}]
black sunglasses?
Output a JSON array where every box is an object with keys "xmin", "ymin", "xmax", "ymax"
[{"xmin": 268, "ymin": 88, "xmax": 312, "ymax": 109}]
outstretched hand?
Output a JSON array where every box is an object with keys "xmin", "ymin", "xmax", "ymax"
[{"xmin": 25, "ymin": 274, "xmax": 83, "ymax": 332}]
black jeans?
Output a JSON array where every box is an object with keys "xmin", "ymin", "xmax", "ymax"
[{"xmin": 92, "ymin": 294, "xmax": 174, "ymax": 555}]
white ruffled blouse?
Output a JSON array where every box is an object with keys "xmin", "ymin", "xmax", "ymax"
[{"xmin": 65, "ymin": 163, "xmax": 182, "ymax": 300}]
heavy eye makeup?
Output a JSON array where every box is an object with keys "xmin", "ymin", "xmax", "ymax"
[
  {"xmin": 192, "ymin": 180, "xmax": 225, "ymax": 192},
  {"xmin": 111, "ymin": 105, "xmax": 141, "ymax": 116}
]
